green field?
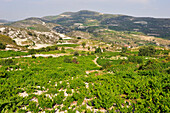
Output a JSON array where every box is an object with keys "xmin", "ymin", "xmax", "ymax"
[
  {"xmin": 56, "ymin": 44, "xmax": 79, "ymax": 47},
  {"xmin": 0, "ymin": 50, "xmax": 29, "ymax": 58},
  {"xmin": 0, "ymin": 48, "xmax": 169, "ymax": 112}
]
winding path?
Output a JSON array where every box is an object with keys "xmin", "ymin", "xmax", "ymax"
[
  {"xmin": 85, "ymin": 56, "xmax": 102, "ymax": 74},
  {"xmin": 92, "ymin": 56, "xmax": 102, "ymax": 67},
  {"xmin": 2, "ymin": 53, "xmax": 70, "ymax": 59}
]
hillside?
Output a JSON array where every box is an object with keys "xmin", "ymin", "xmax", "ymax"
[
  {"xmin": 68, "ymin": 29, "xmax": 170, "ymax": 48},
  {"xmin": 1, "ymin": 10, "xmax": 169, "ymax": 49},
  {"xmin": 0, "ymin": 40, "xmax": 169, "ymax": 112},
  {"xmin": 1, "ymin": 24, "xmax": 170, "ymax": 50},
  {"xmin": 0, "ymin": 34, "xmax": 16, "ymax": 45},
  {"xmin": 7, "ymin": 10, "xmax": 170, "ymax": 40},
  {"xmin": 42, "ymin": 10, "xmax": 170, "ymax": 40},
  {"xmin": 0, "ymin": 25, "xmax": 60, "ymax": 46}
]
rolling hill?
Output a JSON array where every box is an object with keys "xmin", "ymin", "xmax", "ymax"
[
  {"xmin": 7, "ymin": 10, "xmax": 170, "ymax": 40},
  {"xmin": 0, "ymin": 10, "xmax": 169, "ymax": 49},
  {"xmin": 43, "ymin": 10, "xmax": 170, "ymax": 40}
]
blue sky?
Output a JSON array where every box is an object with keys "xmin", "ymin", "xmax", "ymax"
[{"xmin": 0, "ymin": 0, "xmax": 169, "ymax": 21}]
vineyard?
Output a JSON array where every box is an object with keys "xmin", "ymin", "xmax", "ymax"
[{"xmin": 0, "ymin": 47, "xmax": 169, "ymax": 112}]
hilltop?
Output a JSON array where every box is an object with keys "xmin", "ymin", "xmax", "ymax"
[{"xmin": 42, "ymin": 10, "xmax": 170, "ymax": 40}]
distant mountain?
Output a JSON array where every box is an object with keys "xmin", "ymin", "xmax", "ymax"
[
  {"xmin": 7, "ymin": 10, "xmax": 170, "ymax": 40},
  {"xmin": 7, "ymin": 17, "xmax": 59, "ymax": 32},
  {"xmin": 43, "ymin": 10, "xmax": 170, "ymax": 40},
  {"xmin": 0, "ymin": 19, "xmax": 11, "ymax": 24}
]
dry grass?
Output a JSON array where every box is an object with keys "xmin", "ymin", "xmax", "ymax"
[{"xmin": 0, "ymin": 34, "xmax": 16, "ymax": 45}]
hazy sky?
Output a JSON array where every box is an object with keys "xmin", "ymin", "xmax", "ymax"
[{"xmin": 0, "ymin": 0, "xmax": 170, "ymax": 21}]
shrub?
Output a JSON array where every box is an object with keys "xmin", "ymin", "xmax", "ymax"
[
  {"xmin": 48, "ymin": 56, "xmax": 53, "ymax": 58},
  {"xmin": 32, "ymin": 55, "xmax": 36, "ymax": 59},
  {"xmin": 64, "ymin": 57, "xmax": 72, "ymax": 63},
  {"xmin": 95, "ymin": 47, "xmax": 102, "ymax": 53},
  {"xmin": 73, "ymin": 51, "xmax": 79, "ymax": 56},
  {"xmin": 54, "ymin": 91, "xmax": 65, "ymax": 104},
  {"xmin": 61, "ymin": 47, "xmax": 65, "ymax": 53},
  {"xmin": 88, "ymin": 46, "xmax": 90, "ymax": 50},
  {"xmin": 72, "ymin": 58, "xmax": 79, "ymax": 64},
  {"xmin": 27, "ymin": 101, "xmax": 39, "ymax": 112},
  {"xmin": 0, "ymin": 59, "xmax": 15, "ymax": 66},
  {"xmin": 28, "ymin": 49, "xmax": 36, "ymax": 54},
  {"xmin": 0, "ymin": 70, "xmax": 7, "ymax": 78},
  {"xmin": 138, "ymin": 46, "xmax": 156, "ymax": 56},
  {"xmin": 66, "ymin": 88, "xmax": 72, "ymax": 94},
  {"xmin": 103, "ymin": 48, "xmax": 106, "ymax": 52},
  {"xmin": 122, "ymin": 47, "xmax": 127, "ymax": 53},
  {"xmin": 102, "ymin": 61, "xmax": 112, "ymax": 69},
  {"xmin": 27, "ymin": 31, "xmax": 33, "ymax": 36},
  {"xmin": 82, "ymin": 42, "xmax": 86, "ymax": 48},
  {"xmin": 120, "ymin": 60, "xmax": 127, "ymax": 65},
  {"xmin": 139, "ymin": 59, "xmax": 161, "ymax": 70},
  {"xmin": 128, "ymin": 56, "xmax": 144, "ymax": 64},
  {"xmin": 0, "ymin": 42, "xmax": 6, "ymax": 49}
]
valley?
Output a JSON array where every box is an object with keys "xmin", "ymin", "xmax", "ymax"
[{"xmin": 0, "ymin": 10, "xmax": 169, "ymax": 113}]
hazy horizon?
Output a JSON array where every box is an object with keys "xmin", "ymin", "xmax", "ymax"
[{"xmin": 0, "ymin": 0, "xmax": 170, "ymax": 21}]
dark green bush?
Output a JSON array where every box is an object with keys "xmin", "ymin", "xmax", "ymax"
[
  {"xmin": 0, "ymin": 59, "xmax": 15, "ymax": 66},
  {"xmin": 0, "ymin": 42, "xmax": 6, "ymax": 49},
  {"xmin": 95, "ymin": 47, "xmax": 102, "ymax": 53},
  {"xmin": 128, "ymin": 56, "xmax": 144, "ymax": 64},
  {"xmin": 32, "ymin": 55, "xmax": 36, "ymax": 59},
  {"xmin": 64, "ymin": 57, "xmax": 72, "ymax": 63},
  {"xmin": 73, "ymin": 51, "xmax": 79, "ymax": 56},
  {"xmin": 122, "ymin": 47, "xmax": 127, "ymax": 53},
  {"xmin": 138, "ymin": 46, "xmax": 156, "ymax": 56}
]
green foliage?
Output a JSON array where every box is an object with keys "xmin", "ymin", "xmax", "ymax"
[
  {"xmin": 128, "ymin": 56, "xmax": 144, "ymax": 64},
  {"xmin": 61, "ymin": 47, "xmax": 65, "ymax": 53},
  {"xmin": 0, "ymin": 42, "xmax": 6, "ymax": 49},
  {"xmin": 27, "ymin": 31, "xmax": 33, "ymax": 36},
  {"xmin": 0, "ymin": 50, "xmax": 29, "ymax": 58},
  {"xmin": 54, "ymin": 91, "xmax": 65, "ymax": 105},
  {"xmin": 138, "ymin": 46, "xmax": 156, "ymax": 56},
  {"xmin": 0, "ymin": 34, "xmax": 17, "ymax": 46},
  {"xmin": 66, "ymin": 89, "xmax": 72, "ymax": 94},
  {"xmin": 27, "ymin": 27, "xmax": 36, "ymax": 30},
  {"xmin": 29, "ymin": 46, "xmax": 59, "ymax": 54},
  {"xmin": 28, "ymin": 49, "xmax": 36, "ymax": 54},
  {"xmin": 0, "ymin": 59, "xmax": 15, "ymax": 66},
  {"xmin": 57, "ymin": 44, "xmax": 79, "ymax": 47},
  {"xmin": 82, "ymin": 42, "xmax": 86, "ymax": 48},
  {"xmin": 73, "ymin": 51, "xmax": 79, "ymax": 56},
  {"xmin": 38, "ymin": 95, "xmax": 54, "ymax": 109},
  {"xmin": 77, "ymin": 37, "xmax": 81, "ymax": 39},
  {"xmin": 122, "ymin": 47, "xmax": 127, "ymax": 53},
  {"xmin": 95, "ymin": 47, "xmax": 102, "ymax": 53},
  {"xmin": 32, "ymin": 55, "xmax": 36, "ymax": 59},
  {"xmin": 88, "ymin": 46, "xmax": 91, "ymax": 51},
  {"xmin": 0, "ymin": 49, "xmax": 169, "ymax": 112},
  {"xmin": 27, "ymin": 101, "xmax": 39, "ymax": 112},
  {"xmin": 64, "ymin": 57, "xmax": 72, "ymax": 63}
]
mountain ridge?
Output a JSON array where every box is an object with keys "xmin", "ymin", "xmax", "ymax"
[
  {"xmin": 0, "ymin": 10, "xmax": 169, "ymax": 49},
  {"xmin": 7, "ymin": 10, "xmax": 170, "ymax": 40}
]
